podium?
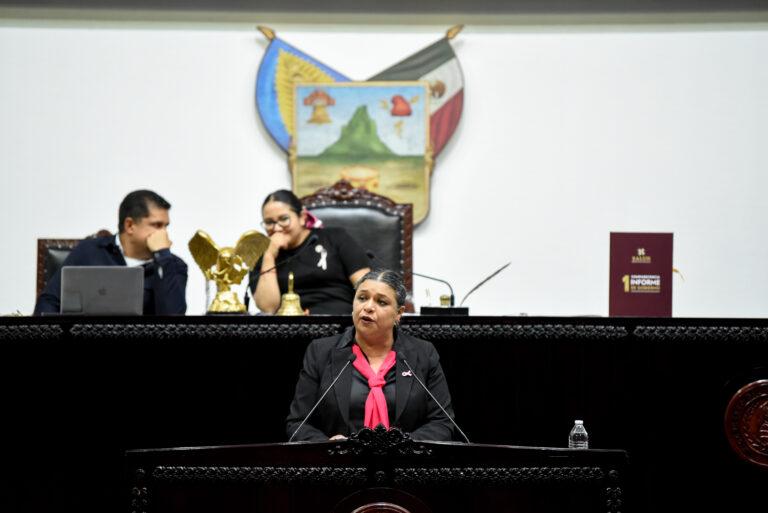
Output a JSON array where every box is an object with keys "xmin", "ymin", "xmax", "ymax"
[{"xmin": 126, "ymin": 428, "xmax": 627, "ymax": 513}]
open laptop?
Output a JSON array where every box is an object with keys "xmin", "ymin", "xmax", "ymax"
[{"xmin": 60, "ymin": 266, "xmax": 144, "ymax": 315}]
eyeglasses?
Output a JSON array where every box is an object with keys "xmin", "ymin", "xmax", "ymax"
[{"xmin": 261, "ymin": 214, "xmax": 292, "ymax": 230}]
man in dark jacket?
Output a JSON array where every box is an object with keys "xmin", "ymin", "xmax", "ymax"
[{"xmin": 34, "ymin": 190, "xmax": 187, "ymax": 315}]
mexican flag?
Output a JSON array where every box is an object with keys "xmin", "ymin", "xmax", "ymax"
[{"xmin": 368, "ymin": 31, "xmax": 464, "ymax": 157}]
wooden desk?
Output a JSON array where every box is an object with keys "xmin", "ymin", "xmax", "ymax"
[
  {"xmin": 1, "ymin": 315, "xmax": 766, "ymax": 512},
  {"xmin": 126, "ymin": 429, "xmax": 627, "ymax": 513}
]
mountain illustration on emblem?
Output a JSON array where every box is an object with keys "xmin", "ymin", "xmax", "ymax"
[
  {"xmin": 320, "ymin": 106, "xmax": 394, "ymax": 157},
  {"xmin": 293, "ymin": 83, "xmax": 430, "ymax": 223}
]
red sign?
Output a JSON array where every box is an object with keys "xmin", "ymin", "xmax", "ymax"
[{"xmin": 609, "ymin": 233, "xmax": 673, "ymax": 317}]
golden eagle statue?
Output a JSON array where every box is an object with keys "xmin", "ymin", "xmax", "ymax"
[{"xmin": 188, "ymin": 230, "xmax": 270, "ymax": 313}]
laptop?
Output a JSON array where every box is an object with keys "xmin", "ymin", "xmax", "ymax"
[{"xmin": 60, "ymin": 266, "xmax": 144, "ymax": 315}]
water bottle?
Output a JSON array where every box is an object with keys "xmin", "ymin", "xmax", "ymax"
[{"xmin": 568, "ymin": 420, "xmax": 589, "ymax": 449}]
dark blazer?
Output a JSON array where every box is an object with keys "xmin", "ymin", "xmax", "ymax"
[
  {"xmin": 286, "ymin": 327, "xmax": 456, "ymax": 442},
  {"xmin": 34, "ymin": 235, "xmax": 187, "ymax": 315}
]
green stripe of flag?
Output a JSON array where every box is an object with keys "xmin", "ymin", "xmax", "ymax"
[{"xmin": 368, "ymin": 38, "xmax": 454, "ymax": 81}]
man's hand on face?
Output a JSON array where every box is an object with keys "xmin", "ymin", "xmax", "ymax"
[{"xmin": 146, "ymin": 228, "xmax": 172, "ymax": 253}]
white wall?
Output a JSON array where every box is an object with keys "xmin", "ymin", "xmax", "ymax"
[{"xmin": 2, "ymin": 21, "xmax": 767, "ymax": 317}]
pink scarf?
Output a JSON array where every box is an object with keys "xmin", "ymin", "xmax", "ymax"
[{"xmin": 351, "ymin": 344, "xmax": 397, "ymax": 429}]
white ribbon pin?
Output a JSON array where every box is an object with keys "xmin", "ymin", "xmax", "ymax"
[
  {"xmin": 315, "ymin": 244, "xmax": 328, "ymax": 270},
  {"xmin": 401, "ymin": 370, "xmax": 413, "ymax": 377}
]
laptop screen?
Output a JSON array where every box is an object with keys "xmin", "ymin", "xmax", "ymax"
[{"xmin": 60, "ymin": 266, "xmax": 144, "ymax": 315}]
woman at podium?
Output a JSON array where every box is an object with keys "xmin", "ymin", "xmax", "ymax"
[
  {"xmin": 286, "ymin": 270, "xmax": 457, "ymax": 441},
  {"xmin": 249, "ymin": 189, "xmax": 370, "ymax": 315}
]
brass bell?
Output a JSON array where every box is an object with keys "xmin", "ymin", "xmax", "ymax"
[{"xmin": 277, "ymin": 272, "xmax": 305, "ymax": 316}]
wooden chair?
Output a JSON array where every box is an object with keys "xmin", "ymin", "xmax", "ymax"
[
  {"xmin": 301, "ymin": 180, "xmax": 414, "ymax": 310},
  {"xmin": 36, "ymin": 229, "xmax": 112, "ymax": 297}
]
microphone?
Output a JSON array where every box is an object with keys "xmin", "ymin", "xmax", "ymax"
[
  {"xmin": 458, "ymin": 261, "xmax": 510, "ymax": 307},
  {"xmin": 366, "ymin": 250, "xmax": 466, "ymax": 316},
  {"xmin": 245, "ymin": 234, "xmax": 319, "ymax": 310},
  {"xmin": 260, "ymin": 234, "xmax": 319, "ymax": 275},
  {"xmin": 288, "ymin": 353, "xmax": 356, "ymax": 443},
  {"xmin": 401, "ymin": 357, "xmax": 470, "ymax": 444}
]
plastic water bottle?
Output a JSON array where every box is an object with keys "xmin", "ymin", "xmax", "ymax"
[{"xmin": 568, "ymin": 420, "xmax": 589, "ymax": 449}]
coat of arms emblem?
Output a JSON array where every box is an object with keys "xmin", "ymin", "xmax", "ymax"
[{"xmin": 255, "ymin": 25, "xmax": 465, "ymax": 224}]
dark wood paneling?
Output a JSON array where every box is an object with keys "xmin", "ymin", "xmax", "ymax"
[{"xmin": 0, "ymin": 315, "xmax": 766, "ymax": 512}]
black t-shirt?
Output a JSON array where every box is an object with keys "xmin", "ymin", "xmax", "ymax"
[{"xmin": 250, "ymin": 227, "xmax": 370, "ymax": 315}]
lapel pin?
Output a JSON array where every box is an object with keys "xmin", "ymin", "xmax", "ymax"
[{"xmin": 402, "ymin": 370, "xmax": 413, "ymax": 377}]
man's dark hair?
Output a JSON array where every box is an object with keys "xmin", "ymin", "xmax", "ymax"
[{"xmin": 118, "ymin": 190, "xmax": 171, "ymax": 233}]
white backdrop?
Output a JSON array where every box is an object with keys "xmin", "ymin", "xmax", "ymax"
[{"xmin": 2, "ymin": 21, "xmax": 767, "ymax": 317}]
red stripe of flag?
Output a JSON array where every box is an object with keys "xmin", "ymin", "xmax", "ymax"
[{"xmin": 430, "ymin": 90, "xmax": 463, "ymax": 157}]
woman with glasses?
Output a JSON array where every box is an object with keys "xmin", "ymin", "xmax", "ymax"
[{"xmin": 249, "ymin": 189, "xmax": 370, "ymax": 315}]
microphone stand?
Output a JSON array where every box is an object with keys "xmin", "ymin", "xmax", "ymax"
[
  {"xmin": 412, "ymin": 271, "xmax": 456, "ymax": 307},
  {"xmin": 288, "ymin": 356, "xmax": 354, "ymax": 442},
  {"xmin": 367, "ymin": 250, "xmax": 468, "ymax": 316},
  {"xmin": 416, "ymin": 262, "xmax": 510, "ymax": 316},
  {"xmin": 414, "ymin": 271, "xmax": 468, "ymax": 316},
  {"xmin": 402, "ymin": 358, "xmax": 470, "ymax": 443}
]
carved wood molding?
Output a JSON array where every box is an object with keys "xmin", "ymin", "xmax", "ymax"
[
  {"xmin": 392, "ymin": 465, "xmax": 607, "ymax": 485},
  {"xmin": 130, "ymin": 467, "xmax": 149, "ymax": 513},
  {"xmin": 330, "ymin": 426, "xmax": 432, "ymax": 457},
  {"xmin": 302, "ymin": 180, "xmax": 409, "ymax": 217},
  {"xmin": 604, "ymin": 485, "xmax": 624, "ymax": 513},
  {"xmin": 401, "ymin": 324, "xmax": 628, "ymax": 342},
  {"xmin": 69, "ymin": 323, "xmax": 342, "ymax": 340},
  {"xmin": 634, "ymin": 325, "xmax": 768, "ymax": 342},
  {"xmin": 151, "ymin": 465, "xmax": 367, "ymax": 484},
  {"xmin": 350, "ymin": 503, "xmax": 411, "ymax": 513},
  {"xmin": 0, "ymin": 324, "xmax": 63, "ymax": 341}
]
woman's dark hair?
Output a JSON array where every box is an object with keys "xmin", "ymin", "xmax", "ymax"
[
  {"xmin": 354, "ymin": 269, "xmax": 407, "ymax": 309},
  {"xmin": 118, "ymin": 189, "xmax": 171, "ymax": 233},
  {"xmin": 262, "ymin": 189, "xmax": 303, "ymax": 215}
]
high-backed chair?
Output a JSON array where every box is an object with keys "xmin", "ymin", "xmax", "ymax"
[
  {"xmin": 301, "ymin": 180, "xmax": 414, "ymax": 309},
  {"xmin": 36, "ymin": 229, "xmax": 112, "ymax": 297}
]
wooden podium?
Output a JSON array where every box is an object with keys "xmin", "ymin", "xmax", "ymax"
[{"xmin": 126, "ymin": 428, "xmax": 627, "ymax": 513}]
